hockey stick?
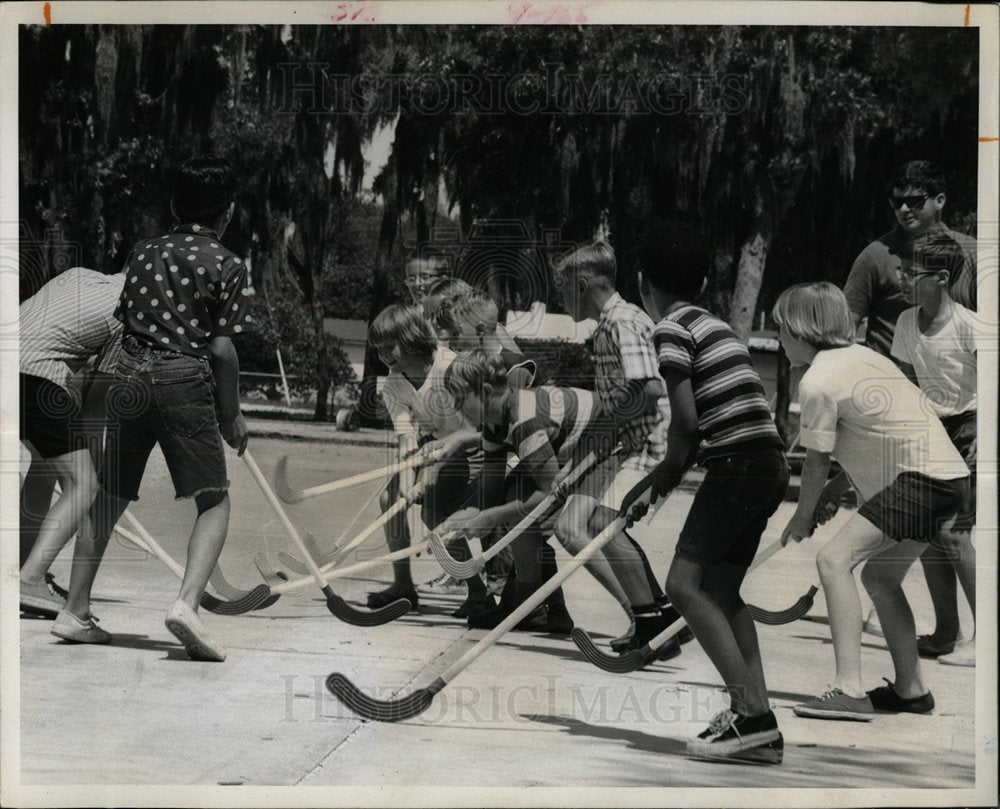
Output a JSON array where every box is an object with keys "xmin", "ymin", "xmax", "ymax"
[
  {"xmin": 278, "ymin": 483, "xmax": 423, "ymax": 575},
  {"xmin": 115, "ymin": 513, "xmax": 278, "ymax": 614},
  {"xmin": 325, "ymin": 487, "xmax": 655, "ymax": 722},
  {"xmin": 747, "ymin": 585, "xmax": 819, "ymax": 624},
  {"xmin": 242, "ymin": 451, "xmax": 411, "ymax": 627},
  {"xmin": 274, "ymin": 449, "xmax": 441, "ymax": 504},
  {"xmin": 426, "ymin": 451, "xmax": 602, "ymax": 580},
  {"xmin": 571, "ymin": 538, "xmax": 788, "ymax": 673}
]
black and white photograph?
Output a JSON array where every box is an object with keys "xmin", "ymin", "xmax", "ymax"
[{"xmin": 1, "ymin": 2, "xmax": 997, "ymax": 806}]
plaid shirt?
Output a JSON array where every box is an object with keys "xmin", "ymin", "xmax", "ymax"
[
  {"xmin": 591, "ymin": 292, "xmax": 668, "ymax": 468},
  {"xmin": 20, "ymin": 268, "xmax": 125, "ymax": 393}
]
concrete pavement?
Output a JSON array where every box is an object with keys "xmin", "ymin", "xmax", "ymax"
[{"xmin": 7, "ymin": 424, "xmax": 993, "ymax": 807}]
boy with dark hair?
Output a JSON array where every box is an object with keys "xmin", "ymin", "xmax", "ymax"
[
  {"xmin": 53, "ymin": 156, "xmax": 251, "ymax": 661},
  {"xmin": 622, "ymin": 220, "xmax": 789, "ymax": 762}
]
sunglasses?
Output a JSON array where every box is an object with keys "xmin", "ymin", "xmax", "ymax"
[{"xmin": 888, "ymin": 194, "xmax": 931, "ymax": 210}]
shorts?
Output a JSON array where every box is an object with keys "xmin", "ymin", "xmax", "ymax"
[
  {"xmin": 19, "ymin": 374, "xmax": 89, "ymax": 459},
  {"xmin": 421, "ymin": 453, "xmax": 484, "ymax": 529},
  {"xmin": 940, "ymin": 410, "xmax": 976, "ymax": 532},
  {"xmin": 858, "ymin": 471, "xmax": 970, "ymax": 542},
  {"xmin": 99, "ymin": 335, "xmax": 228, "ymax": 501},
  {"xmin": 676, "ymin": 447, "xmax": 790, "ymax": 568}
]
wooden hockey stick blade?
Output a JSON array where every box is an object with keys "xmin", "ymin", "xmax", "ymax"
[
  {"xmin": 324, "ymin": 588, "xmax": 412, "ymax": 627},
  {"xmin": 747, "ymin": 585, "xmax": 819, "ymax": 624},
  {"xmin": 326, "ymin": 491, "xmax": 652, "ymax": 722},
  {"xmin": 426, "ymin": 530, "xmax": 479, "ymax": 579},
  {"xmin": 254, "ymin": 552, "xmax": 290, "ymax": 586}
]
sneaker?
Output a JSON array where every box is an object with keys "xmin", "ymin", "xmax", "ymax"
[
  {"xmin": 632, "ymin": 610, "xmax": 683, "ymax": 661},
  {"xmin": 609, "ymin": 615, "xmax": 637, "ymax": 654},
  {"xmin": 793, "ymin": 688, "xmax": 874, "ymax": 720},
  {"xmin": 421, "ymin": 572, "xmax": 467, "ymax": 594},
  {"xmin": 51, "ymin": 610, "xmax": 111, "ymax": 644},
  {"xmin": 866, "ymin": 678, "xmax": 934, "ymax": 713},
  {"xmin": 45, "ymin": 573, "xmax": 69, "ymax": 599},
  {"xmin": 687, "ymin": 710, "xmax": 783, "ymax": 763},
  {"xmin": 164, "ymin": 600, "xmax": 226, "ymax": 662},
  {"xmin": 938, "ymin": 639, "xmax": 975, "ymax": 667},
  {"xmin": 917, "ymin": 634, "xmax": 961, "ymax": 658},
  {"xmin": 20, "ymin": 579, "xmax": 66, "ymax": 619}
]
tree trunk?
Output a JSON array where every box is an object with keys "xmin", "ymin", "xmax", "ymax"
[
  {"xmin": 729, "ymin": 229, "xmax": 769, "ymax": 342},
  {"xmin": 312, "ymin": 299, "xmax": 330, "ymax": 421}
]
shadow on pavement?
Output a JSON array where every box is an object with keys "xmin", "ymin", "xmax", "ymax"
[{"xmin": 525, "ymin": 714, "xmax": 688, "ymax": 756}]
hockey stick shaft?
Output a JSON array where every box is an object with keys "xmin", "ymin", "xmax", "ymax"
[{"xmin": 282, "ymin": 450, "xmax": 439, "ymax": 502}]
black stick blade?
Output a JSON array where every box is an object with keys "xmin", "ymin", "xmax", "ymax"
[
  {"xmin": 325, "ymin": 673, "xmax": 444, "ymax": 722},
  {"xmin": 326, "ymin": 594, "xmax": 411, "ymax": 627},
  {"xmin": 200, "ymin": 584, "xmax": 278, "ymax": 616},
  {"xmin": 274, "ymin": 455, "xmax": 306, "ymax": 504},
  {"xmin": 426, "ymin": 532, "xmax": 480, "ymax": 580},
  {"xmin": 747, "ymin": 585, "xmax": 818, "ymax": 625},
  {"xmin": 570, "ymin": 627, "xmax": 646, "ymax": 673}
]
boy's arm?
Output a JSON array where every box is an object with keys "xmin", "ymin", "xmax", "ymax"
[
  {"xmin": 781, "ymin": 449, "xmax": 830, "ymax": 545},
  {"xmin": 619, "ymin": 368, "xmax": 698, "ymax": 519},
  {"xmin": 209, "ymin": 335, "xmax": 248, "ymax": 456}
]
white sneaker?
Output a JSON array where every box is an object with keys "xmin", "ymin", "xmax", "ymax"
[
  {"xmin": 938, "ymin": 638, "xmax": 975, "ymax": 667},
  {"xmin": 51, "ymin": 610, "xmax": 112, "ymax": 644},
  {"xmin": 165, "ymin": 600, "xmax": 226, "ymax": 662}
]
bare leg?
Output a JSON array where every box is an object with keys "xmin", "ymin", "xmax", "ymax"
[
  {"xmin": 554, "ymin": 494, "xmax": 630, "ymax": 610},
  {"xmin": 860, "ymin": 538, "xmax": 929, "ymax": 697},
  {"xmin": 177, "ymin": 490, "xmax": 231, "ymax": 612},
  {"xmin": 20, "ymin": 455, "xmax": 57, "ymax": 566},
  {"xmin": 20, "ymin": 448, "xmax": 98, "ymax": 583},
  {"xmin": 814, "ymin": 513, "xmax": 895, "ymax": 698},
  {"xmin": 932, "ymin": 529, "xmax": 975, "ymax": 629},
  {"xmin": 589, "ymin": 504, "xmax": 656, "ymax": 606},
  {"xmin": 63, "ymin": 490, "xmax": 130, "ymax": 619},
  {"xmin": 918, "ymin": 546, "xmax": 960, "ymax": 642},
  {"xmin": 666, "ymin": 556, "xmax": 768, "ymax": 716}
]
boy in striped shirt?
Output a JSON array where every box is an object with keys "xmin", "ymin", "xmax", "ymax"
[
  {"xmin": 622, "ymin": 221, "xmax": 789, "ymax": 762},
  {"xmin": 439, "ymin": 349, "xmax": 614, "ymax": 632}
]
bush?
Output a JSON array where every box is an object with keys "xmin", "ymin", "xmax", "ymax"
[{"xmin": 516, "ymin": 338, "xmax": 596, "ymax": 390}]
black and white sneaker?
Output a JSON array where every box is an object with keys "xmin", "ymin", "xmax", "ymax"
[{"xmin": 687, "ymin": 709, "xmax": 783, "ymax": 763}]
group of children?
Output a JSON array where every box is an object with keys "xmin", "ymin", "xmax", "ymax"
[{"xmin": 19, "ymin": 156, "xmax": 979, "ymax": 766}]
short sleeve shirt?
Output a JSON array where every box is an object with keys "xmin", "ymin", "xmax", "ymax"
[
  {"xmin": 890, "ymin": 303, "xmax": 979, "ymax": 417},
  {"xmin": 844, "ymin": 224, "xmax": 977, "ymax": 358},
  {"xmin": 798, "ymin": 344, "xmax": 968, "ymax": 501},
  {"xmin": 591, "ymin": 292, "xmax": 668, "ymax": 461},
  {"xmin": 380, "ymin": 346, "xmax": 470, "ymax": 441},
  {"xmin": 20, "ymin": 268, "xmax": 126, "ymax": 392},
  {"xmin": 116, "ymin": 223, "xmax": 253, "ymax": 358},
  {"xmin": 654, "ymin": 305, "xmax": 782, "ymax": 459}
]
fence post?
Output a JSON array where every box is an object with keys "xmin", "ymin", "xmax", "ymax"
[{"xmin": 276, "ymin": 349, "xmax": 292, "ymax": 407}]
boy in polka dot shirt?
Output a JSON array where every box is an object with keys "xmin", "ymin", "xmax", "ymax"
[{"xmin": 59, "ymin": 156, "xmax": 251, "ymax": 662}]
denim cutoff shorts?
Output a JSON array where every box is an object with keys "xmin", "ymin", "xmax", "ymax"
[{"xmin": 99, "ymin": 335, "xmax": 229, "ymax": 501}]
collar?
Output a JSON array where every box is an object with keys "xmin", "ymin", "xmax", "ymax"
[
  {"xmin": 172, "ymin": 222, "xmax": 221, "ymax": 240},
  {"xmin": 598, "ymin": 291, "xmax": 624, "ymax": 321}
]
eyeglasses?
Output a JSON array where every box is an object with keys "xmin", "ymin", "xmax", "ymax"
[
  {"xmin": 888, "ymin": 194, "xmax": 931, "ymax": 210},
  {"xmin": 896, "ymin": 268, "xmax": 940, "ymax": 281}
]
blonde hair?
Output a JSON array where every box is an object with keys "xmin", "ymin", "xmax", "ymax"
[
  {"xmin": 449, "ymin": 291, "xmax": 499, "ymax": 335},
  {"xmin": 370, "ymin": 303, "xmax": 438, "ymax": 363},
  {"xmin": 553, "ymin": 240, "xmax": 617, "ymax": 287},
  {"xmin": 772, "ymin": 282, "xmax": 855, "ymax": 349},
  {"xmin": 444, "ymin": 349, "xmax": 508, "ymax": 404}
]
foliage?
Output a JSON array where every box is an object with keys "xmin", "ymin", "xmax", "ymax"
[{"xmin": 516, "ymin": 338, "xmax": 596, "ymax": 391}]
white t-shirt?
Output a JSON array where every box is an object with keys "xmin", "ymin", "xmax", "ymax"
[
  {"xmin": 380, "ymin": 346, "xmax": 470, "ymax": 441},
  {"xmin": 799, "ymin": 344, "xmax": 968, "ymax": 502},
  {"xmin": 890, "ymin": 303, "xmax": 979, "ymax": 417}
]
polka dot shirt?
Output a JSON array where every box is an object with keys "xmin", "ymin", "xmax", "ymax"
[{"xmin": 115, "ymin": 223, "xmax": 254, "ymax": 357}]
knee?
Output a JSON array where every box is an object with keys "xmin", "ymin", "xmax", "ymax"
[
  {"xmin": 664, "ymin": 568, "xmax": 696, "ymax": 610},
  {"xmin": 859, "ymin": 559, "xmax": 887, "ymax": 596},
  {"xmin": 815, "ymin": 543, "xmax": 851, "ymax": 582}
]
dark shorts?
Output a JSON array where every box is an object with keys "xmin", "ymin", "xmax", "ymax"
[
  {"xmin": 675, "ymin": 447, "xmax": 790, "ymax": 568},
  {"xmin": 858, "ymin": 471, "xmax": 970, "ymax": 542},
  {"xmin": 421, "ymin": 453, "xmax": 484, "ymax": 529},
  {"xmin": 99, "ymin": 335, "xmax": 228, "ymax": 501},
  {"xmin": 19, "ymin": 374, "xmax": 88, "ymax": 459},
  {"xmin": 940, "ymin": 410, "xmax": 976, "ymax": 532}
]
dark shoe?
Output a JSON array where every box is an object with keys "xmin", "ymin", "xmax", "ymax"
[
  {"xmin": 687, "ymin": 710, "xmax": 782, "ymax": 762},
  {"xmin": 546, "ymin": 603, "xmax": 575, "ymax": 634},
  {"xmin": 631, "ymin": 610, "xmax": 683, "ymax": 660},
  {"xmin": 452, "ymin": 593, "xmax": 495, "ymax": 619},
  {"xmin": 917, "ymin": 634, "xmax": 960, "ymax": 658},
  {"xmin": 866, "ymin": 678, "xmax": 935, "ymax": 714},
  {"xmin": 366, "ymin": 586, "xmax": 418, "ymax": 610}
]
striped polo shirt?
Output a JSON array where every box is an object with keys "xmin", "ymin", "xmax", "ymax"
[
  {"xmin": 483, "ymin": 385, "xmax": 599, "ymax": 474},
  {"xmin": 20, "ymin": 267, "xmax": 125, "ymax": 393},
  {"xmin": 654, "ymin": 305, "xmax": 782, "ymax": 459}
]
